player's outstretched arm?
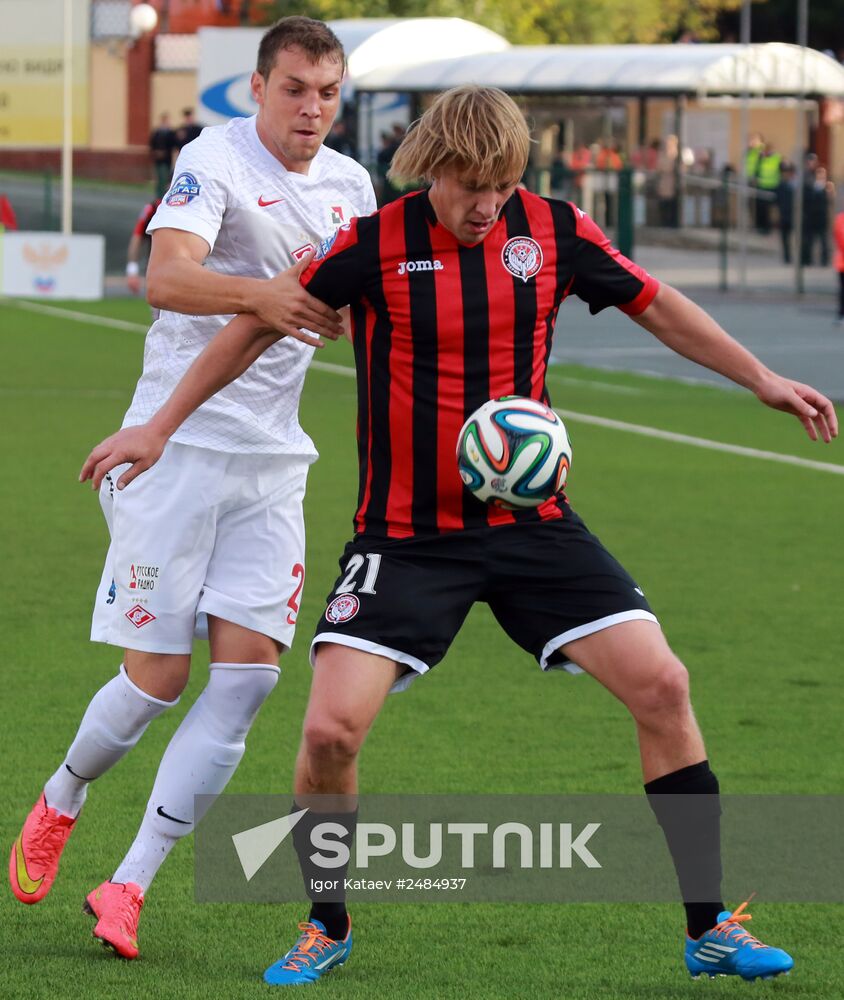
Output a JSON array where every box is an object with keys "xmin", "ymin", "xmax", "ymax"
[
  {"xmin": 80, "ymin": 311, "xmax": 283, "ymax": 491},
  {"xmin": 146, "ymin": 229, "xmax": 343, "ymax": 342},
  {"xmin": 633, "ymin": 283, "xmax": 838, "ymax": 443}
]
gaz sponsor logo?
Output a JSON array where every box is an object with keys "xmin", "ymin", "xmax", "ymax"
[
  {"xmin": 129, "ymin": 564, "xmax": 160, "ymax": 591},
  {"xmin": 325, "ymin": 594, "xmax": 360, "ymax": 625},
  {"xmin": 501, "ymin": 236, "xmax": 543, "ymax": 283},
  {"xmin": 166, "ymin": 173, "xmax": 201, "ymax": 207},
  {"xmin": 314, "ymin": 231, "xmax": 337, "ymax": 260},
  {"xmin": 125, "ymin": 605, "xmax": 156, "ymax": 629}
]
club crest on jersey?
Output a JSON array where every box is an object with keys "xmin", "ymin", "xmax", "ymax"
[
  {"xmin": 330, "ymin": 205, "xmax": 345, "ymax": 226},
  {"xmin": 501, "ymin": 236, "xmax": 543, "ymax": 283},
  {"xmin": 292, "ymin": 243, "xmax": 316, "ymax": 262},
  {"xmin": 325, "ymin": 594, "xmax": 360, "ymax": 625},
  {"xmin": 125, "ymin": 605, "xmax": 156, "ymax": 629},
  {"xmin": 166, "ymin": 173, "xmax": 201, "ymax": 207}
]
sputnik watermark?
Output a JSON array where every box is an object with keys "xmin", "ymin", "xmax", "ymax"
[
  {"xmin": 195, "ymin": 794, "xmax": 844, "ymax": 904},
  {"xmin": 233, "ymin": 813, "xmax": 601, "ymax": 882}
]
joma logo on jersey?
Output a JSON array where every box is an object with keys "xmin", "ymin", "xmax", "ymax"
[{"xmin": 397, "ymin": 259, "xmax": 444, "ymax": 275}]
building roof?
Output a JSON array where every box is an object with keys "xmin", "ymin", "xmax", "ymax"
[{"xmin": 353, "ymin": 43, "xmax": 844, "ymax": 98}]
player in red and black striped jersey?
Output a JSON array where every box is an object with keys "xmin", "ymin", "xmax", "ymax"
[
  {"xmin": 125, "ymin": 198, "xmax": 161, "ymax": 295},
  {"xmin": 83, "ymin": 86, "xmax": 835, "ymax": 984},
  {"xmin": 300, "ymin": 185, "xmax": 657, "ymax": 539}
]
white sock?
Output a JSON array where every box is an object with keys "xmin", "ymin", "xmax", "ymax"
[
  {"xmin": 43, "ymin": 665, "xmax": 177, "ymax": 819},
  {"xmin": 112, "ymin": 662, "xmax": 279, "ymax": 890}
]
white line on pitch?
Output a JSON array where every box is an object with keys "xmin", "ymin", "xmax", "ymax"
[
  {"xmin": 310, "ymin": 359, "xmax": 360, "ymax": 377},
  {"xmin": 0, "ymin": 386, "xmax": 128, "ymax": 399},
  {"xmin": 552, "ymin": 408, "xmax": 844, "ymax": 476},
  {"xmin": 6, "ymin": 298, "xmax": 842, "ymax": 477},
  {"xmin": 546, "ymin": 371, "xmax": 644, "ymax": 395},
  {"xmin": 1, "ymin": 296, "xmax": 148, "ymax": 333},
  {"xmin": 312, "ymin": 363, "xmax": 844, "ymax": 476}
]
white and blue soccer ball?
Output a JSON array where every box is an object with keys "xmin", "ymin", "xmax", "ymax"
[{"xmin": 456, "ymin": 396, "xmax": 572, "ymax": 509}]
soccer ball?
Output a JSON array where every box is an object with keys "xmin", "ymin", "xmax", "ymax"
[{"xmin": 456, "ymin": 396, "xmax": 572, "ymax": 509}]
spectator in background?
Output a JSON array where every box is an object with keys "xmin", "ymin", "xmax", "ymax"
[
  {"xmin": 657, "ymin": 134, "xmax": 679, "ymax": 227},
  {"xmin": 391, "ymin": 121, "xmax": 406, "ymax": 145},
  {"xmin": 834, "ymin": 208, "xmax": 844, "ymax": 326},
  {"xmin": 754, "ymin": 142, "xmax": 781, "ymax": 235},
  {"xmin": 125, "ymin": 197, "xmax": 161, "ymax": 296},
  {"xmin": 595, "ymin": 138, "xmax": 623, "ymax": 173},
  {"xmin": 744, "ymin": 133, "xmax": 764, "ymax": 235},
  {"xmin": 595, "ymin": 138, "xmax": 624, "ymax": 226},
  {"xmin": 149, "ymin": 113, "xmax": 175, "ymax": 198},
  {"xmin": 569, "ymin": 141, "xmax": 592, "ymax": 192},
  {"xmin": 744, "ymin": 132, "xmax": 764, "ymax": 182},
  {"xmin": 376, "ymin": 129, "xmax": 401, "ymax": 204},
  {"xmin": 550, "ymin": 150, "xmax": 575, "ymax": 200},
  {"xmin": 775, "ymin": 162, "xmax": 796, "ymax": 264},
  {"xmin": 643, "ymin": 138, "xmax": 661, "ymax": 172},
  {"xmin": 324, "ymin": 118, "xmax": 355, "ymax": 157},
  {"xmin": 0, "ymin": 194, "xmax": 18, "ymax": 231},
  {"xmin": 173, "ymin": 107, "xmax": 203, "ymax": 154},
  {"xmin": 802, "ymin": 166, "xmax": 833, "ymax": 266}
]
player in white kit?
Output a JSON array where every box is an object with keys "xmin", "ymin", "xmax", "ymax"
[{"xmin": 9, "ymin": 17, "xmax": 376, "ymax": 959}]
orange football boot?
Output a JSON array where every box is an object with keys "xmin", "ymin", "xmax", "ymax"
[
  {"xmin": 84, "ymin": 880, "xmax": 144, "ymax": 959},
  {"xmin": 9, "ymin": 793, "xmax": 76, "ymax": 904}
]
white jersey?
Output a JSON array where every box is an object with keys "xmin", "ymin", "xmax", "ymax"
[{"xmin": 123, "ymin": 115, "xmax": 376, "ymax": 455}]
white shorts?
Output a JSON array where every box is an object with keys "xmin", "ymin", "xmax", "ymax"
[{"xmin": 90, "ymin": 441, "xmax": 310, "ymax": 654}]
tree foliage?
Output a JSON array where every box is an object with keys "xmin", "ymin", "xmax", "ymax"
[{"xmin": 262, "ymin": 0, "xmax": 745, "ymax": 46}]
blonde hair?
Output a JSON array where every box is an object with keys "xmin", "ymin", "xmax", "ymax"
[{"xmin": 389, "ymin": 86, "xmax": 531, "ymax": 187}]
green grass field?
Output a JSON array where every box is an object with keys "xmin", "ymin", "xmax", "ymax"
[{"xmin": 1, "ymin": 296, "xmax": 841, "ymax": 999}]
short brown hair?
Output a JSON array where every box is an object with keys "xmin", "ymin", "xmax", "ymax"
[
  {"xmin": 257, "ymin": 16, "xmax": 345, "ymax": 78},
  {"xmin": 389, "ymin": 86, "xmax": 531, "ymax": 187}
]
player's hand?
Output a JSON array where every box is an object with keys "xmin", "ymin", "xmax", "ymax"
[
  {"xmin": 754, "ymin": 374, "xmax": 838, "ymax": 443},
  {"xmin": 127, "ymin": 275, "xmax": 142, "ymax": 295},
  {"xmin": 251, "ymin": 253, "xmax": 342, "ymax": 348},
  {"xmin": 79, "ymin": 425, "xmax": 169, "ymax": 491}
]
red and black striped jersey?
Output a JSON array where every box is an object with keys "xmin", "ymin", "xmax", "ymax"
[
  {"xmin": 133, "ymin": 199, "xmax": 161, "ymax": 240},
  {"xmin": 302, "ymin": 188, "xmax": 659, "ymax": 539}
]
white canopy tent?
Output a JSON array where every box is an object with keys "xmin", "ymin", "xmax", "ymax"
[
  {"xmin": 198, "ymin": 17, "xmax": 510, "ymax": 162},
  {"xmin": 353, "ymin": 43, "xmax": 844, "ymax": 98},
  {"xmin": 197, "ymin": 18, "xmax": 509, "ymax": 124},
  {"xmin": 331, "ymin": 17, "xmax": 510, "ymax": 81}
]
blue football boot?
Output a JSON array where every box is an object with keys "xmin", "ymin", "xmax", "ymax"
[
  {"xmin": 685, "ymin": 897, "xmax": 794, "ymax": 981},
  {"xmin": 263, "ymin": 918, "xmax": 352, "ymax": 985}
]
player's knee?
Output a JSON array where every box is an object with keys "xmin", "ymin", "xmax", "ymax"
[
  {"xmin": 302, "ymin": 713, "xmax": 366, "ymax": 764},
  {"xmin": 203, "ymin": 663, "xmax": 280, "ymax": 742},
  {"xmin": 124, "ymin": 650, "xmax": 191, "ymax": 702},
  {"xmin": 629, "ymin": 655, "xmax": 690, "ymax": 724}
]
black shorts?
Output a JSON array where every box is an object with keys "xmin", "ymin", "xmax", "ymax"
[{"xmin": 311, "ymin": 509, "xmax": 656, "ymax": 692}]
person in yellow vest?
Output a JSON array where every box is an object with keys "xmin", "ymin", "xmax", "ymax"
[
  {"xmin": 755, "ymin": 143, "xmax": 782, "ymax": 234},
  {"xmin": 744, "ymin": 134, "xmax": 764, "ymax": 234},
  {"xmin": 744, "ymin": 132, "xmax": 764, "ymax": 182}
]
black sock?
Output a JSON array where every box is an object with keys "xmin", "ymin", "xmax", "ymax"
[
  {"xmin": 308, "ymin": 900, "xmax": 349, "ymax": 941},
  {"xmin": 645, "ymin": 760, "xmax": 724, "ymax": 939},
  {"xmin": 290, "ymin": 800, "xmax": 357, "ymax": 941}
]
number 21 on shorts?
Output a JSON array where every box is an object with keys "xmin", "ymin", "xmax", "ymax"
[
  {"xmin": 336, "ymin": 553, "xmax": 381, "ymax": 595},
  {"xmin": 286, "ymin": 563, "xmax": 305, "ymax": 625}
]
